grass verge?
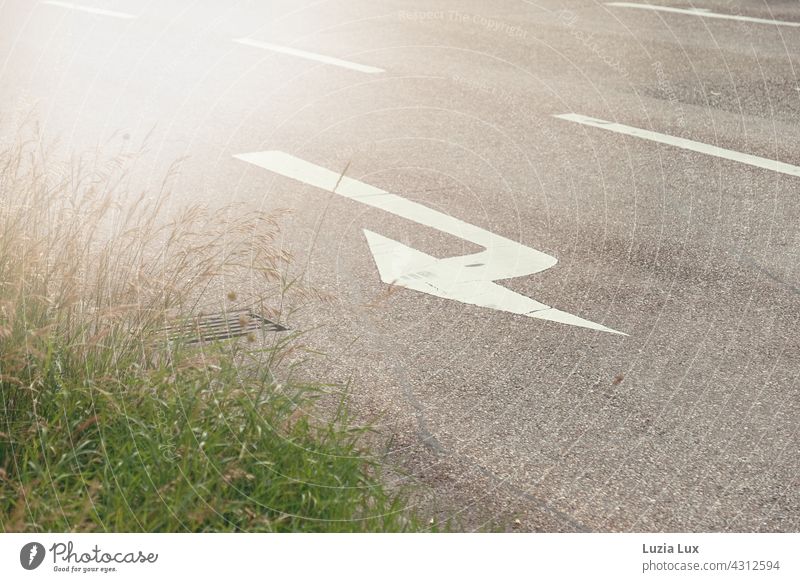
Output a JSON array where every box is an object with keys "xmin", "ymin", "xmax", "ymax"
[{"xmin": 0, "ymin": 130, "xmax": 421, "ymax": 532}]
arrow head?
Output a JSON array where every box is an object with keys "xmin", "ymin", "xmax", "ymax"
[{"xmin": 363, "ymin": 229, "xmax": 626, "ymax": 335}]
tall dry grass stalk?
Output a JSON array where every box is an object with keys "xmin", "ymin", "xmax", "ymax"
[
  {"xmin": 0, "ymin": 127, "xmax": 311, "ymax": 471},
  {"xmin": 0, "ymin": 129, "xmax": 302, "ymax": 375}
]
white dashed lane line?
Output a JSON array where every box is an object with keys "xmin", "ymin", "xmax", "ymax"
[
  {"xmin": 606, "ymin": 2, "xmax": 800, "ymax": 28},
  {"xmin": 233, "ymin": 37, "xmax": 385, "ymax": 74},
  {"xmin": 554, "ymin": 113, "xmax": 800, "ymax": 178},
  {"xmin": 41, "ymin": 0, "xmax": 137, "ymax": 19}
]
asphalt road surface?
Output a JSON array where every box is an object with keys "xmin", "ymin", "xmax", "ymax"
[{"xmin": 2, "ymin": 0, "xmax": 798, "ymax": 532}]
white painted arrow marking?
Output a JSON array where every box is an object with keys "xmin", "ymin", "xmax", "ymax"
[{"xmin": 234, "ymin": 151, "xmax": 625, "ymax": 335}]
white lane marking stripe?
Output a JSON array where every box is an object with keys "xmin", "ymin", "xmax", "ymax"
[
  {"xmin": 41, "ymin": 1, "xmax": 137, "ymax": 19},
  {"xmin": 235, "ymin": 150, "xmax": 625, "ymax": 335},
  {"xmin": 554, "ymin": 113, "xmax": 800, "ymax": 178},
  {"xmin": 233, "ymin": 38, "xmax": 384, "ymax": 74},
  {"xmin": 606, "ymin": 2, "xmax": 800, "ymax": 27}
]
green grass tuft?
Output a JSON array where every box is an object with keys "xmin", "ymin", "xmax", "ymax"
[{"xmin": 0, "ymin": 128, "xmax": 421, "ymax": 532}]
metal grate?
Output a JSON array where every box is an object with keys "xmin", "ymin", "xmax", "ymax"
[{"xmin": 160, "ymin": 309, "xmax": 287, "ymax": 344}]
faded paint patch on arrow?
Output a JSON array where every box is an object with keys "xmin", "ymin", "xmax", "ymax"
[{"xmin": 234, "ymin": 150, "xmax": 625, "ymax": 335}]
